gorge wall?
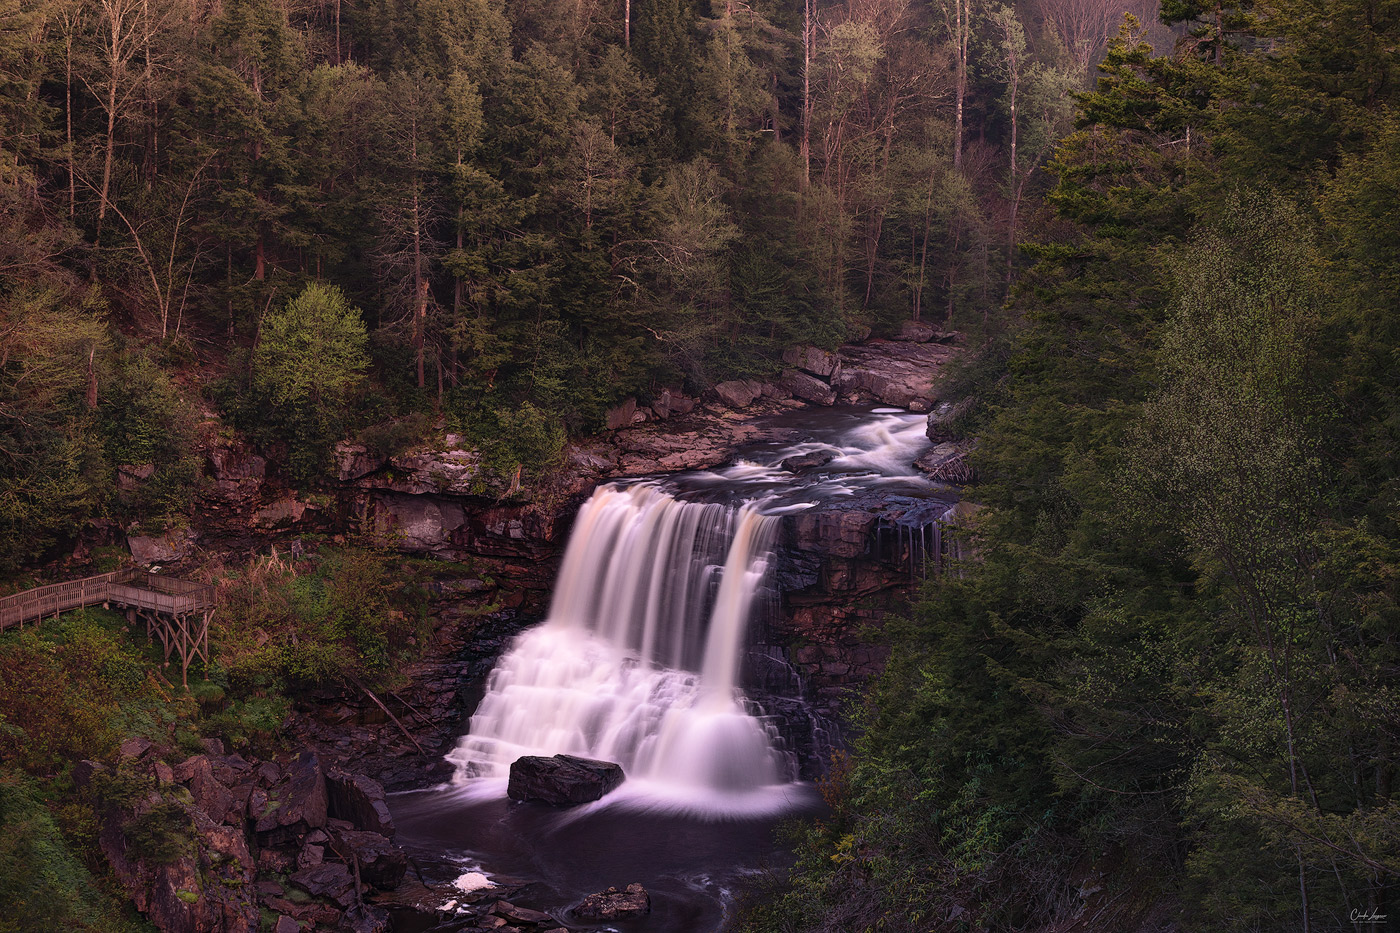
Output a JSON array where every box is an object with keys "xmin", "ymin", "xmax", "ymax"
[{"xmin": 121, "ymin": 334, "xmax": 965, "ymax": 769}]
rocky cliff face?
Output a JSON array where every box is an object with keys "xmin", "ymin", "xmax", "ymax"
[{"xmin": 133, "ymin": 334, "xmax": 963, "ymax": 768}]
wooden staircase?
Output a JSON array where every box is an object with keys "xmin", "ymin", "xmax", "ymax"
[{"xmin": 0, "ymin": 570, "xmax": 217, "ymax": 687}]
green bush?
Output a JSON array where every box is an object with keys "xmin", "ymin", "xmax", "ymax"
[
  {"xmin": 123, "ymin": 802, "xmax": 194, "ymax": 866},
  {"xmin": 0, "ymin": 772, "xmax": 139, "ymax": 933},
  {"xmin": 210, "ymin": 548, "xmax": 421, "ymax": 697},
  {"xmin": 452, "ymin": 400, "xmax": 566, "ymax": 482},
  {"xmin": 99, "ymin": 347, "xmax": 202, "ymax": 524},
  {"xmin": 220, "ymin": 282, "xmax": 370, "ymax": 483}
]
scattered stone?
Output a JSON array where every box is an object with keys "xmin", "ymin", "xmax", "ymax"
[
  {"xmin": 344, "ymin": 903, "xmax": 391, "ymax": 933},
  {"xmin": 507, "ymin": 755, "xmax": 625, "ymax": 807},
  {"xmin": 254, "ymin": 751, "xmax": 327, "ymax": 843},
  {"xmin": 650, "ymin": 388, "xmax": 695, "ymax": 418},
  {"xmin": 274, "ymin": 916, "xmax": 299, "ymax": 933},
  {"xmin": 258, "ymin": 848, "xmax": 297, "ymax": 874},
  {"xmin": 72, "ymin": 759, "xmax": 107, "ymax": 789},
  {"xmin": 493, "ymin": 899, "xmax": 555, "ymax": 925},
  {"xmin": 175, "ymin": 756, "xmax": 238, "ymax": 825},
  {"xmin": 605, "ymin": 398, "xmax": 638, "ymax": 431},
  {"xmin": 779, "ymin": 369, "xmax": 837, "ymax": 406},
  {"xmin": 289, "ymin": 862, "xmax": 359, "ymax": 909},
  {"xmin": 893, "ymin": 320, "xmax": 937, "ymax": 342},
  {"xmin": 119, "ymin": 737, "xmax": 155, "ymax": 760},
  {"xmin": 713, "ymin": 379, "xmax": 763, "ymax": 409},
  {"xmin": 782, "ymin": 345, "xmax": 842, "ymax": 379},
  {"xmin": 326, "ymin": 769, "xmax": 395, "ymax": 837},
  {"xmin": 779, "ymin": 450, "xmax": 836, "ymax": 471},
  {"xmin": 256, "ymin": 761, "xmax": 283, "ymax": 787},
  {"xmin": 573, "ymin": 883, "xmax": 651, "ymax": 920},
  {"xmin": 127, "ymin": 528, "xmax": 198, "ymax": 567},
  {"xmin": 297, "ymin": 844, "xmax": 325, "ymax": 870},
  {"xmin": 333, "ymin": 830, "xmax": 407, "ymax": 889}
]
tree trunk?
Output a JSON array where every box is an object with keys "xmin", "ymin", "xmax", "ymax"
[
  {"xmin": 1005, "ymin": 49, "xmax": 1018, "ymax": 290},
  {"xmin": 801, "ymin": 0, "xmax": 812, "ymax": 189},
  {"xmin": 97, "ymin": 70, "xmax": 118, "ymax": 239},
  {"xmin": 414, "ymin": 186, "xmax": 425, "ymax": 390},
  {"xmin": 953, "ymin": 0, "xmax": 966, "ymax": 172},
  {"xmin": 65, "ymin": 27, "xmax": 75, "ymax": 218}
]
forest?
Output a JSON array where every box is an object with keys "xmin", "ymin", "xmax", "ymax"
[
  {"xmin": 0, "ymin": 0, "xmax": 1169, "ymax": 564},
  {"xmin": 1, "ymin": 0, "xmax": 1397, "ymax": 928}
]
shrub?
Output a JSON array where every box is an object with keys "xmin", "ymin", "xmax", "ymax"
[{"xmin": 249, "ymin": 282, "xmax": 370, "ymax": 481}]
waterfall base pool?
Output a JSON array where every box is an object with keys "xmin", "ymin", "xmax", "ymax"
[{"xmin": 388, "ymin": 783, "xmax": 823, "ymax": 932}]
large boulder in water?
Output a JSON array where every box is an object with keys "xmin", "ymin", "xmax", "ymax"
[{"xmin": 507, "ymin": 755, "xmax": 625, "ymax": 806}]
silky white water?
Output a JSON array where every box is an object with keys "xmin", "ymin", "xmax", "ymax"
[
  {"xmin": 447, "ymin": 484, "xmax": 790, "ymax": 807},
  {"xmin": 446, "ymin": 408, "xmax": 956, "ymax": 812}
]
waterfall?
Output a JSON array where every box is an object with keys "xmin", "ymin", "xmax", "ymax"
[{"xmin": 447, "ymin": 484, "xmax": 790, "ymax": 801}]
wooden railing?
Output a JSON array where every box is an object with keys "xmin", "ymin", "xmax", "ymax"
[{"xmin": 0, "ymin": 570, "xmax": 214, "ymax": 631}]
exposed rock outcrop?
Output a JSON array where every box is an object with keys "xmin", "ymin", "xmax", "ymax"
[
  {"xmin": 780, "ymin": 368, "xmax": 837, "ymax": 406},
  {"xmin": 915, "ymin": 441, "xmax": 976, "ymax": 484},
  {"xmin": 127, "ymin": 528, "xmax": 198, "ymax": 567},
  {"xmin": 573, "ymin": 883, "xmax": 651, "ymax": 920},
  {"xmin": 714, "ymin": 379, "xmax": 765, "ymax": 408},
  {"xmin": 783, "ymin": 345, "xmax": 842, "ymax": 379},
  {"xmin": 252, "ymin": 750, "xmax": 328, "ymax": 846},
  {"xmin": 833, "ymin": 340, "xmax": 956, "ymax": 411},
  {"xmin": 326, "ymin": 769, "xmax": 395, "ymax": 837}
]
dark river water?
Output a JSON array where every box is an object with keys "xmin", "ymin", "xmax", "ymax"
[{"xmin": 389, "ymin": 784, "xmax": 823, "ymax": 932}]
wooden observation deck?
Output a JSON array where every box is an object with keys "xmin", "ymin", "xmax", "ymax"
[{"xmin": 0, "ymin": 570, "xmax": 216, "ymax": 687}]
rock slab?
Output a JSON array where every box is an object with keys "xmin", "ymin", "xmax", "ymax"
[
  {"xmin": 573, "ymin": 883, "xmax": 651, "ymax": 920},
  {"xmin": 507, "ymin": 755, "xmax": 625, "ymax": 806},
  {"xmin": 326, "ymin": 769, "xmax": 395, "ymax": 838}
]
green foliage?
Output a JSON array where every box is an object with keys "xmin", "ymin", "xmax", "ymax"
[
  {"xmin": 210, "ymin": 547, "xmax": 421, "ymax": 698},
  {"xmin": 0, "ymin": 612, "xmax": 156, "ymax": 773},
  {"xmin": 0, "ymin": 773, "xmax": 142, "ymax": 933},
  {"xmin": 0, "ymin": 289, "xmax": 111, "ymax": 572},
  {"xmin": 453, "ymin": 401, "xmax": 566, "ymax": 480},
  {"xmin": 99, "ymin": 349, "xmax": 202, "ymax": 525},
  {"xmin": 121, "ymin": 802, "xmax": 195, "ymax": 867},
  {"xmin": 759, "ymin": 8, "xmax": 1400, "ymax": 931},
  {"xmin": 250, "ymin": 282, "xmax": 370, "ymax": 480}
]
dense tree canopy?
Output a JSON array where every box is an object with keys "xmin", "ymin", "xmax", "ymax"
[
  {"xmin": 745, "ymin": 5, "xmax": 1400, "ymax": 932},
  {"xmin": 3, "ymin": 0, "xmax": 1399, "ymax": 928}
]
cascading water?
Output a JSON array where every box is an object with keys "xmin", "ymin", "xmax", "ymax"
[
  {"xmin": 447, "ymin": 483, "xmax": 793, "ymax": 807},
  {"xmin": 395, "ymin": 406, "xmax": 963, "ymax": 932}
]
